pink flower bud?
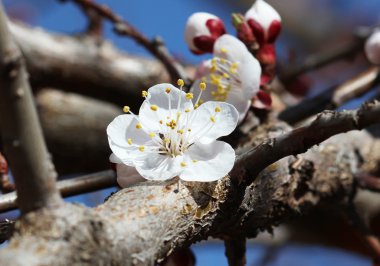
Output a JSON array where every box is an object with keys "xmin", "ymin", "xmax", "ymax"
[
  {"xmin": 245, "ymin": 0, "xmax": 281, "ymax": 44},
  {"xmin": 252, "ymin": 90, "xmax": 272, "ymax": 109},
  {"xmin": 365, "ymin": 30, "xmax": 380, "ymax": 65},
  {"xmin": 185, "ymin": 12, "xmax": 226, "ymax": 54},
  {"xmin": 256, "ymin": 43, "xmax": 276, "ymax": 65}
]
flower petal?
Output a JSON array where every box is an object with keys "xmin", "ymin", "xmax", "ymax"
[
  {"xmin": 239, "ymin": 54, "xmax": 261, "ymax": 99},
  {"xmin": 107, "ymin": 114, "xmax": 151, "ymax": 165},
  {"xmin": 180, "ymin": 141, "xmax": 235, "ymax": 182},
  {"xmin": 188, "ymin": 101, "xmax": 238, "ymax": 144},
  {"xmin": 139, "ymin": 83, "xmax": 193, "ymax": 132},
  {"xmin": 213, "ymin": 34, "xmax": 249, "ymax": 63},
  {"xmin": 133, "ymin": 153, "xmax": 184, "ymax": 181},
  {"xmin": 115, "ymin": 163, "xmax": 145, "ymax": 188}
]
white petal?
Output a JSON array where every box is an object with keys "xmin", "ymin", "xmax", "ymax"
[
  {"xmin": 180, "ymin": 141, "xmax": 235, "ymax": 182},
  {"xmin": 213, "ymin": 34, "xmax": 249, "ymax": 63},
  {"xmin": 365, "ymin": 30, "xmax": 380, "ymax": 65},
  {"xmin": 134, "ymin": 153, "xmax": 184, "ymax": 181},
  {"xmin": 239, "ymin": 55, "xmax": 261, "ymax": 99},
  {"xmin": 107, "ymin": 115, "xmax": 150, "ymax": 165},
  {"xmin": 188, "ymin": 101, "xmax": 239, "ymax": 144},
  {"xmin": 184, "ymin": 12, "xmax": 220, "ymax": 53},
  {"xmin": 139, "ymin": 83, "xmax": 193, "ymax": 132},
  {"xmin": 245, "ymin": 0, "xmax": 281, "ymax": 33},
  {"xmin": 115, "ymin": 164, "xmax": 145, "ymax": 188}
]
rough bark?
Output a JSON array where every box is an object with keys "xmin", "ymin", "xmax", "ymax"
[
  {"xmin": 0, "ymin": 2, "xmax": 62, "ymax": 214},
  {"xmin": 9, "ymin": 21, "xmax": 194, "ymax": 107},
  {"xmin": 0, "ymin": 102, "xmax": 380, "ymax": 265}
]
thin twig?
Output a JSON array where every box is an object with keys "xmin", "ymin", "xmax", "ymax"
[
  {"xmin": 279, "ymin": 37, "xmax": 365, "ymax": 83},
  {"xmin": 0, "ymin": 170, "xmax": 116, "ymax": 213},
  {"xmin": 279, "ymin": 67, "xmax": 380, "ymax": 125},
  {"xmin": 233, "ymin": 100, "xmax": 380, "ymax": 185},
  {"xmin": 224, "ymin": 237, "xmax": 246, "ymax": 266},
  {"xmin": 78, "ymin": 1, "xmax": 102, "ymax": 37},
  {"xmin": 61, "ymin": 0, "xmax": 188, "ymax": 84},
  {"xmin": 0, "ymin": 1, "xmax": 62, "ymax": 213}
]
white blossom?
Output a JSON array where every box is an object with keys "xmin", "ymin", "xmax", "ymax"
[
  {"xmin": 184, "ymin": 12, "xmax": 226, "ymax": 54},
  {"xmin": 190, "ymin": 35, "xmax": 261, "ymax": 121},
  {"xmin": 365, "ymin": 29, "xmax": 380, "ymax": 65},
  {"xmin": 107, "ymin": 81, "xmax": 238, "ymax": 182}
]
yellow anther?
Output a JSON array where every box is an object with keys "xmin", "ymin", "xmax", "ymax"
[
  {"xmin": 211, "ymin": 58, "xmax": 218, "ymax": 64},
  {"xmin": 210, "ymin": 65, "xmax": 217, "ymax": 72},
  {"xmin": 201, "ymin": 77, "xmax": 206, "ymax": 83},
  {"xmin": 210, "ymin": 116, "xmax": 216, "ymax": 123},
  {"xmin": 199, "ymin": 82, "xmax": 206, "ymax": 90},
  {"xmin": 150, "ymin": 105, "xmax": 158, "ymax": 111},
  {"xmin": 164, "ymin": 138, "xmax": 170, "ymax": 143},
  {"xmin": 127, "ymin": 138, "xmax": 133, "ymax": 145},
  {"xmin": 220, "ymin": 47, "xmax": 228, "ymax": 54},
  {"xmin": 192, "ymin": 159, "xmax": 198, "ymax": 163},
  {"xmin": 185, "ymin": 108, "xmax": 190, "ymax": 113},
  {"xmin": 159, "ymin": 120, "xmax": 163, "ymax": 124},
  {"xmin": 199, "ymin": 99, "xmax": 204, "ymax": 104},
  {"xmin": 220, "ymin": 58, "xmax": 226, "ymax": 64},
  {"xmin": 180, "ymin": 162, "xmax": 187, "ymax": 167},
  {"xmin": 231, "ymin": 62, "xmax": 238, "ymax": 69},
  {"xmin": 123, "ymin": 106, "xmax": 130, "ymax": 113},
  {"xmin": 138, "ymin": 146, "xmax": 145, "ymax": 152},
  {"xmin": 177, "ymin": 79, "xmax": 184, "ymax": 87},
  {"xmin": 194, "ymin": 103, "xmax": 199, "ymax": 109},
  {"xmin": 211, "ymin": 91, "xmax": 216, "ymax": 96},
  {"xmin": 142, "ymin": 91, "xmax": 148, "ymax": 97},
  {"xmin": 177, "ymin": 129, "xmax": 184, "ymax": 134},
  {"xmin": 215, "ymin": 106, "xmax": 221, "ymax": 112},
  {"xmin": 188, "ymin": 128, "xmax": 192, "ymax": 132},
  {"xmin": 165, "ymin": 87, "xmax": 171, "ymax": 93},
  {"xmin": 136, "ymin": 123, "xmax": 142, "ymax": 129},
  {"xmin": 185, "ymin": 93, "xmax": 193, "ymax": 100},
  {"xmin": 223, "ymin": 73, "xmax": 230, "ymax": 79},
  {"xmin": 148, "ymin": 132, "xmax": 155, "ymax": 138}
]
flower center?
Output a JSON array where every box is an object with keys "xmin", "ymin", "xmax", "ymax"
[{"xmin": 122, "ymin": 80, "xmax": 221, "ymax": 164}]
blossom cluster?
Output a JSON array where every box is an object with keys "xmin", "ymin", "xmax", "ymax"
[{"xmin": 108, "ymin": 0, "xmax": 283, "ymax": 186}]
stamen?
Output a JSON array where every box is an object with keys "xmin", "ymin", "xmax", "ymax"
[
  {"xmin": 180, "ymin": 162, "xmax": 187, "ymax": 167},
  {"xmin": 123, "ymin": 106, "xmax": 130, "ymax": 113},
  {"xmin": 215, "ymin": 106, "xmax": 221, "ymax": 113},
  {"xmin": 185, "ymin": 93, "xmax": 193, "ymax": 100},
  {"xmin": 165, "ymin": 87, "xmax": 171, "ymax": 93},
  {"xmin": 127, "ymin": 138, "xmax": 133, "ymax": 145},
  {"xmin": 138, "ymin": 146, "xmax": 145, "ymax": 152},
  {"xmin": 148, "ymin": 133, "xmax": 156, "ymax": 138},
  {"xmin": 192, "ymin": 159, "xmax": 198, "ymax": 163},
  {"xmin": 150, "ymin": 105, "xmax": 158, "ymax": 111},
  {"xmin": 136, "ymin": 123, "xmax": 142, "ymax": 129},
  {"xmin": 142, "ymin": 91, "xmax": 148, "ymax": 98},
  {"xmin": 210, "ymin": 116, "xmax": 216, "ymax": 123},
  {"xmin": 177, "ymin": 79, "xmax": 184, "ymax": 87},
  {"xmin": 220, "ymin": 47, "xmax": 228, "ymax": 54}
]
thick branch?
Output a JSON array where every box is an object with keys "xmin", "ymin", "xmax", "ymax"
[
  {"xmin": 236, "ymin": 100, "xmax": 380, "ymax": 184},
  {"xmin": 0, "ymin": 2, "xmax": 62, "ymax": 213},
  {"xmin": 0, "ymin": 103, "xmax": 380, "ymax": 265},
  {"xmin": 224, "ymin": 237, "xmax": 246, "ymax": 266},
  {"xmin": 9, "ymin": 22, "xmax": 189, "ymax": 106}
]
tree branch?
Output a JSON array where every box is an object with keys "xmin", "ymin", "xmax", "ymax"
[
  {"xmin": 62, "ymin": 0, "xmax": 189, "ymax": 84},
  {"xmin": 279, "ymin": 67, "xmax": 380, "ymax": 124},
  {"xmin": 224, "ymin": 237, "xmax": 246, "ymax": 266},
  {"xmin": 0, "ymin": 170, "xmax": 116, "ymax": 213},
  {"xmin": 9, "ymin": 21, "xmax": 184, "ymax": 106},
  {"xmin": 0, "ymin": 102, "xmax": 380, "ymax": 265},
  {"xmin": 0, "ymin": 1, "xmax": 62, "ymax": 213}
]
